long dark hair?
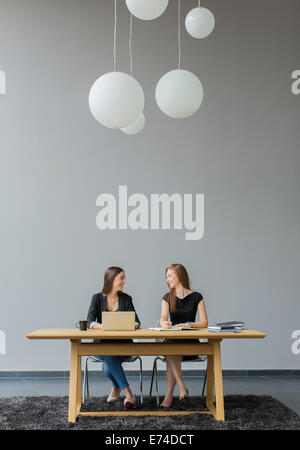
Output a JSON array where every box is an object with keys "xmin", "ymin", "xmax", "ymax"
[
  {"xmin": 101, "ymin": 266, "xmax": 124, "ymax": 295},
  {"xmin": 165, "ymin": 263, "xmax": 191, "ymax": 313}
]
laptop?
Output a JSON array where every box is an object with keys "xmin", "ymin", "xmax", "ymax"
[{"xmin": 102, "ymin": 311, "xmax": 136, "ymax": 331}]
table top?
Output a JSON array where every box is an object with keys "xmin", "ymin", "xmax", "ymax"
[{"xmin": 26, "ymin": 328, "xmax": 267, "ymax": 340}]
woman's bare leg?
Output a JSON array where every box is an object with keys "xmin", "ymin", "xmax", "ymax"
[
  {"xmin": 161, "ymin": 356, "xmax": 188, "ymax": 406},
  {"xmin": 161, "ymin": 356, "xmax": 177, "ymax": 407},
  {"xmin": 168, "ymin": 356, "xmax": 188, "ymax": 397}
]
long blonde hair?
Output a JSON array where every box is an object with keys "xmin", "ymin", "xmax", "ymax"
[{"xmin": 165, "ymin": 264, "xmax": 191, "ymax": 313}]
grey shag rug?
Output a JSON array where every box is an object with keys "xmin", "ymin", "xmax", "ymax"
[{"xmin": 0, "ymin": 395, "xmax": 299, "ymax": 430}]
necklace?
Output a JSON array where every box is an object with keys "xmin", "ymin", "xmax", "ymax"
[{"xmin": 106, "ymin": 294, "xmax": 119, "ymax": 311}]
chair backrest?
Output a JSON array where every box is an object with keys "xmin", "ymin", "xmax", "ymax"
[{"xmin": 88, "ymin": 356, "xmax": 104, "ymax": 362}]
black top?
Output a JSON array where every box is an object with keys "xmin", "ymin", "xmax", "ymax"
[
  {"xmin": 162, "ymin": 291, "xmax": 203, "ymax": 325},
  {"xmin": 87, "ymin": 292, "xmax": 140, "ymax": 343}
]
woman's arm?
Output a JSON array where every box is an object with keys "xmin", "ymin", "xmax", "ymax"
[
  {"xmin": 191, "ymin": 300, "xmax": 208, "ymax": 328},
  {"xmin": 87, "ymin": 294, "xmax": 102, "ymax": 329},
  {"xmin": 160, "ymin": 299, "xmax": 172, "ymax": 328}
]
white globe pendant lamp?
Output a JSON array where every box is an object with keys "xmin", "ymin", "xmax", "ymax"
[
  {"xmin": 121, "ymin": 113, "xmax": 145, "ymax": 135},
  {"xmin": 155, "ymin": 0, "xmax": 204, "ymax": 119},
  {"xmin": 185, "ymin": 4, "xmax": 215, "ymax": 39},
  {"xmin": 125, "ymin": 0, "xmax": 169, "ymax": 21},
  {"xmin": 156, "ymin": 69, "xmax": 203, "ymax": 119},
  {"xmin": 155, "ymin": 69, "xmax": 203, "ymax": 119},
  {"xmin": 89, "ymin": 1, "xmax": 145, "ymax": 130},
  {"xmin": 89, "ymin": 72, "xmax": 144, "ymax": 129}
]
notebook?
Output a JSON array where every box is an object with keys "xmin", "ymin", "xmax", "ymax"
[{"xmin": 149, "ymin": 327, "xmax": 201, "ymax": 331}]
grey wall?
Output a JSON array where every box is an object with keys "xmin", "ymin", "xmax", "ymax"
[{"xmin": 0, "ymin": 0, "xmax": 299, "ymax": 371}]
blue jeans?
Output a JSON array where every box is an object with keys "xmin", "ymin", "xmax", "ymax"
[{"xmin": 94, "ymin": 355, "xmax": 129, "ymax": 390}]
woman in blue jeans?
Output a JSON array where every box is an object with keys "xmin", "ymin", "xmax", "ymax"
[{"xmin": 87, "ymin": 266, "xmax": 140, "ymax": 409}]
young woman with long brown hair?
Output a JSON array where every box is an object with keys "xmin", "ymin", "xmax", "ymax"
[
  {"xmin": 159, "ymin": 263, "xmax": 208, "ymax": 408},
  {"xmin": 87, "ymin": 266, "xmax": 140, "ymax": 409}
]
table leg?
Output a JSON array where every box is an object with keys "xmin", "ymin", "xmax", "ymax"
[
  {"xmin": 213, "ymin": 340, "xmax": 225, "ymax": 421},
  {"xmin": 68, "ymin": 340, "xmax": 80, "ymax": 423},
  {"xmin": 76, "ymin": 350, "xmax": 82, "ymax": 415}
]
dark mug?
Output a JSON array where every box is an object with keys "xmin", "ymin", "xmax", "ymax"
[{"xmin": 75, "ymin": 320, "xmax": 88, "ymax": 331}]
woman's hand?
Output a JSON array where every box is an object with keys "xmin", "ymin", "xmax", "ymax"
[
  {"xmin": 161, "ymin": 320, "xmax": 172, "ymax": 329},
  {"xmin": 92, "ymin": 323, "xmax": 102, "ymax": 330},
  {"xmin": 174, "ymin": 323, "xmax": 191, "ymax": 328}
]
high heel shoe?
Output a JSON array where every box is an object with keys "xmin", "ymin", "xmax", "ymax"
[{"xmin": 179, "ymin": 389, "xmax": 189, "ymax": 401}]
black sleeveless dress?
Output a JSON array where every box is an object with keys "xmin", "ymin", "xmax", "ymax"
[{"xmin": 162, "ymin": 291, "xmax": 204, "ymax": 360}]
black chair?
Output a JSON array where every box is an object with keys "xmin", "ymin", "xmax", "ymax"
[
  {"xmin": 83, "ymin": 355, "xmax": 143, "ymax": 404},
  {"xmin": 149, "ymin": 355, "xmax": 207, "ymax": 406},
  {"xmin": 149, "ymin": 324, "xmax": 207, "ymax": 406}
]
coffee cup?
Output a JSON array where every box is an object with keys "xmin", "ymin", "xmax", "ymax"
[{"xmin": 75, "ymin": 320, "xmax": 88, "ymax": 331}]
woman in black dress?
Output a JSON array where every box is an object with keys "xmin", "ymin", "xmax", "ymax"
[
  {"xmin": 87, "ymin": 266, "xmax": 140, "ymax": 409},
  {"xmin": 159, "ymin": 263, "xmax": 208, "ymax": 408}
]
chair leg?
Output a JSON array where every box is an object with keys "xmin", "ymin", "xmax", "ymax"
[
  {"xmin": 154, "ymin": 359, "xmax": 160, "ymax": 406},
  {"xmin": 86, "ymin": 358, "xmax": 90, "ymax": 397},
  {"xmin": 138, "ymin": 356, "xmax": 143, "ymax": 405},
  {"xmin": 83, "ymin": 357, "xmax": 88, "ymax": 403},
  {"xmin": 202, "ymin": 366, "xmax": 207, "ymax": 397},
  {"xmin": 149, "ymin": 358, "xmax": 156, "ymax": 397}
]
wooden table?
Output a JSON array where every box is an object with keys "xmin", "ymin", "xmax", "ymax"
[{"xmin": 26, "ymin": 328, "xmax": 266, "ymax": 423}]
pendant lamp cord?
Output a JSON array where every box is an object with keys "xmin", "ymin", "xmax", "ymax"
[
  {"xmin": 198, "ymin": 0, "xmax": 201, "ymax": 6},
  {"xmin": 113, "ymin": 0, "xmax": 117, "ymax": 71},
  {"xmin": 178, "ymin": 0, "xmax": 181, "ymax": 69},
  {"xmin": 129, "ymin": 13, "xmax": 133, "ymax": 76}
]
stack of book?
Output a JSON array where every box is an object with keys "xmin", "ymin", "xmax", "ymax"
[{"xmin": 207, "ymin": 321, "xmax": 245, "ymax": 333}]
